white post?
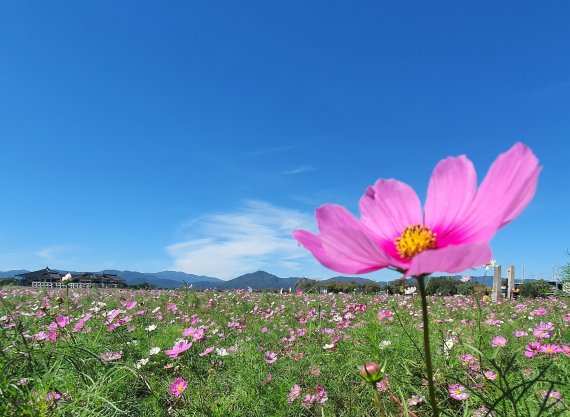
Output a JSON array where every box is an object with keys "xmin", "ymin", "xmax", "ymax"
[
  {"xmin": 507, "ymin": 265, "xmax": 515, "ymax": 299},
  {"xmin": 492, "ymin": 265, "xmax": 502, "ymax": 302}
]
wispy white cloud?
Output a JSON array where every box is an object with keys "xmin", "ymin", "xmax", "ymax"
[
  {"xmin": 283, "ymin": 166, "xmax": 315, "ymax": 175},
  {"xmin": 241, "ymin": 145, "xmax": 296, "ymax": 157},
  {"xmin": 35, "ymin": 245, "xmax": 76, "ymax": 262},
  {"xmin": 241, "ymin": 140, "xmax": 315, "ymax": 157},
  {"xmin": 166, "ymin": 201, "xmax": 317, "ymax": 279}
]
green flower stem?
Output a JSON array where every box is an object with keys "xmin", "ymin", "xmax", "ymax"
[{"xmin": 416, "ymin": 275, "xmax": 439, "ymax": 417}]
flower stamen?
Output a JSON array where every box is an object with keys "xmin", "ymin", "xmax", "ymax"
[{"xmin": 395, "ymin": 225, "xmax": 436, "ymax": 259}]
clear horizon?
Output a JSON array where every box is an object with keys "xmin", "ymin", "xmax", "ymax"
[{"xmin": 0, "ymin": 2, "xmax": 568, "ymax": 281}]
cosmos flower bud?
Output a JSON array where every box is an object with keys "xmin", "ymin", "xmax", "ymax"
[
  {"xmin": 61, "ymin": 273, "xmax": 72, "ymax": 285},
  {"xmin": 359, "ymin": 361, "xmax": 385, "ymax": 383}
]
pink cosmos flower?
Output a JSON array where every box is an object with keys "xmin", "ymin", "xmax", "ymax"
[
  {"xmin": 492, "ymin": 336, "xmax": 507, "ymax": 347},
  {"xmin": 530, "ymin": 307, "xmax": 548, "ymax": 316},
  {"xmin": 483, "ymin": 371, "xmax": 497, "ymax": 381},
  {"xmin": 165, "ymin": 340, "xmax": 192, "ymax": 358},
  {"xmin": 264, "ymin": 351, "xmax": 277, "ymax": 364},
  {"xmin": 199, "ymin": 347, "xmax": 214, "ymax": 356},
  {"xmin": 544, "ymin": 391, "xmax": 563, "ymax": 402},
  {"xmin": 375, "ymin": 374, "xmax": 390, "ymax": 393},
  {"xmin": 378, "ymin": 310, "xmax": 394, "ymax": 322},
  {"xmin": 46, "ymin": 391, "xmax": 63, "ymax": 402},
  {"xmin": 122, "ymin": 300, "xmax": 137, "ymax": 311},
  {"xmin": 169, "ymin": 377, "xmax": 187, "ymax": 397},
  {"xmin": 183, "ymin": 326, "xmax": 206, "ymax": 341},
  {"xmin": 287, "ymin": 385, "xmax": 301, "ymax": 403},
  {"xmin": 104, "ymin": 309, "xmax": 121, "ymax": 324},
  {"xmin": 540, "ymin": 344, "xmax": 563, "ymax": 355},
  {"xmin": 315, "ymin": 386, "xmax": 328, "ymax": 404},
  {"xmin": 293, "ymin": 143, "xmax": 540, "ymax": 276},
  {"xmin": 472, "ymin": 406, "xmax": 492, "ymax": 417},
  {"xmin": 100, "ymin": 350, "xmax": 122, "ymax": 362},
  {"xmin": 34, "ymin": 331, "xmax": 48, "ymax": 341},
  {"xmin": 533, "ymin": 322, "xmax": 554, "ymax": 338},
  {"xmin": 55, "ymin": 315, "xmax": 70, "ymax": 328},
  {"xmin": 302, "ymin": 394, "xmax": 316, "ymax": 405},
  {"xmin": 524, "ymin": 341, "xmax": 542, "ymax": 358},
  {"xmin": 448, "ymin": 384, "xmax": 469, "ymax": 401}
]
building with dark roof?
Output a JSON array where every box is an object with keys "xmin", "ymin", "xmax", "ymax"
[{"xmin": 17, "ymin": 267, "xmax": 126, "ymax": 288}]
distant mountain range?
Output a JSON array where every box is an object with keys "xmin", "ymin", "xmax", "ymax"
[
  {"xmin": 0, "ymin": 268, "xmax": 527, "ymax": 290},
  {"xmin": 0, "ymin": 268, "xmax": 381, "ymax": 289},
  {"xmin": 0, "ymin": 269, "xmax": 222, "ymax": 289}
]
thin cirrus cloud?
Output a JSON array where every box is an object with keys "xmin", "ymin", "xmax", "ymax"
[
  {"xmin": 35, "ymin": 245, "xmax": 76, "ymax": 262},
  {"xmin": 166, "ymin": 200, "xmax": 318, "ymax": 279},
  {"xmin": 283, "ymin": 166, "xmax": 315, "ymax": 175},
  {"xmin": 241, "ymin": 145, "xmax": 296, "ymax": 157}
]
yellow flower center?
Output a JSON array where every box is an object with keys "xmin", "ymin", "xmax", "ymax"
[{"xmin": 395, "ymin": 225, "xmax": 436, "ymax": 259}]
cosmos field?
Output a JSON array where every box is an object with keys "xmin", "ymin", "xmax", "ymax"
[{"xmin": 0, "ymin": 286, "xmax": 568, "ymax": 417}]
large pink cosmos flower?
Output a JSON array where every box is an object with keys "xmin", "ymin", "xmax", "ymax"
[{"xmin": 293, "ymin": 143, "xmax": 540, "ymax": 276}]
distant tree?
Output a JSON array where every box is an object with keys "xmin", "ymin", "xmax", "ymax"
[
  {"xmin": 425, "ymin": 277, "xmax": 459, "ymax": 296},
  {"xmin": 518, "ymin": 280, "xmax": 553, "ymax": 298},
  {"xmin": 456, "ymin": 282, "xmax": 481, "ymax": 296},
  {"xmin": 294, "ymin": 278, "xmax": 318, "ymax": 292},
  {"xmin": 559, "ymin": 252, "xmax": 570, "ymax": 282},
  {"xmin": 0, "ymin": 278, "xmax": 21, "ymax": 287},
  {"xmin": 362, "ymin": 281, "xmax": 382, "ymax": 294},
  {"xmin": 323, "ymin": 281, "xmax": 359, "ymax": 293}
]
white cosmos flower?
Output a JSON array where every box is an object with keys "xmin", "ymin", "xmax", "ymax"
[
  {"xmin": 443, "ymin": 338, "xmax": 454, "ymax": 358},
  {"xmin": 149, "ymin": 347, "xmax": 161, "ymax": 355},
  {"xmin": 135, "ymin": 358, "xmax": 149, "ymax": 369},
  {"xmin": 379, "ymin": 340, "xmax": 392, "ymax": 349},
  {"xmin": 145, "ymin": 324, "xmax": 157, "ymax": 332},
  {"xmin": 216, "ymin": 348, "xmax": 229, "ymax": 357}
]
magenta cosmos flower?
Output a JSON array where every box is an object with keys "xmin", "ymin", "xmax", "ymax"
[
  {"xmin": 165, "ymin": 339, "xmax": 192, "ymax": 358},
  {"xmin": 169, "ymin": 377, "xmax": 187, "ymax": 397},
  {"xmin": 293, "ymin": 143, "xmax": 540, "ymax": 276}
]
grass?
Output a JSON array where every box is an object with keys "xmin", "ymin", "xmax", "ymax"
[{"xmin": 0, "ymin": 286, "xmax": 568, "ymax": 416}]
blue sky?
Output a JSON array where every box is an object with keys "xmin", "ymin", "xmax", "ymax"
[{"xmin": 0, "ymin": 2, "xmax": 568, "ymax": 280}]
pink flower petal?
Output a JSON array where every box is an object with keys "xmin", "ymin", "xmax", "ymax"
[
  {"xmin": 424, "ymin": 156, "xmax": 477, "ymax": 247},
  {"xmin": 438, "ymin": 143, "xmax": 541, "ymax": 245},
  {"xmin": 315, "ymin": 204, "xmax": 408, "ymax": 265},
  {"xmin": 359, "ymin": 179, "xmax": 423, "ymax": 244},
  {"xmin": 315, "ymin": 204, "xmax": 362, "ymax": 230},
  {"xmin": 406, "ymin": 243, "xmax": 492, "ymax": 276},
  {"xmin": 293, "ymin": 225, "xmax": 396, "ymax": 274}
]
